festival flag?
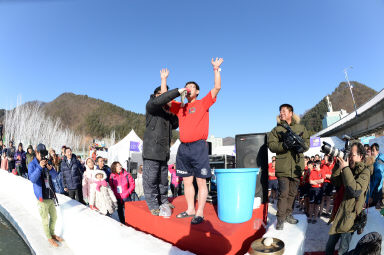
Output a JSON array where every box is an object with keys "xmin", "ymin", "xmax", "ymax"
[{"xmin": 130, "ymin": 141, "xmax": 140, "ymax": 152}]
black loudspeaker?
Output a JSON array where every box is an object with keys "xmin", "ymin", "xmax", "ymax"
[{"xmin": 235, "ymin": 133, "xmax": 269, "ymax": 203}]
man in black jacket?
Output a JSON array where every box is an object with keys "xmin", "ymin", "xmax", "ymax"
[
  {"xmin": 61, "ymin": 147, "xmax": 84, "ymax": 204},
  {"xmin": 142, "ymin": 68, "xmax": 183, "ymax": 215}
]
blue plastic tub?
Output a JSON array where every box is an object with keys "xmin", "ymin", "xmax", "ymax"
[{"xmin": 215, "ymin": 168, "xmax": 259, "ymax": 223}]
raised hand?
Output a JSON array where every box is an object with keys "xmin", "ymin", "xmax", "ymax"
[
  {"xmin": 160, "ymin": 68, "xmax": 169, "ymax": 79},
  {"xmin": 211, "ymin": 57, "xmax": 224, "ymax": 69}
]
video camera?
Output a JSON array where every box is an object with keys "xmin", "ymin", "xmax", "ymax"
[
  {"xmin": 320, "ymin": 135, "xmax": 351, "ymax": 161},
  {"xmin": 280, "ymin": 123, "xmax": 308, "ymax": 153}
]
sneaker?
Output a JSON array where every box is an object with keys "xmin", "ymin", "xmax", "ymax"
[
  {"xmin": 307, "ymin": 218, "xmax": 312, "ymax": 223},
  {"xmin": 150, "ymin": 209, "xmax": 160, "ymax": 216},
  {"xmin": 48, "ymin": 238, "xmax": 59, "ymax": 247},
  {"xmin": 276, "ymin": 220, "xmax": 284, "ymax": 230},
  {"xmin": 286, "ymin": 214, "xmax": 299, "ymax": 224},
  {"xmin": 312, "ymin": 219, "xmax": 317, "ymax": 224},
  {"xmin": 52, "ymin": 235, "xmax": 64, "ymax": 242}
]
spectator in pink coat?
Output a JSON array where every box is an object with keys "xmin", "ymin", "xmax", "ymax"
[
  {"xmin": 109, "ymin": 161, "xmax": 135, "ymax": 224},
  {"xmin": 168, "ymin": 164, "xmax": 182, "ymax": 197},
  {"xmin": 82, "ymin": 157, "xmax": 96, "ymax": 205}
]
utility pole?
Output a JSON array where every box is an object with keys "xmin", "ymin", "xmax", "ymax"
[{"xmin": 344, "ymin": 66, "xmax": 358, "ymax": 117}]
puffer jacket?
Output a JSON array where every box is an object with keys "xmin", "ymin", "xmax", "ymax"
[
  {"xmin": 14, "ymin": 150, "xmax": 26, "ymax": 166},
  {"xmin": 28, "ymin": 157, "xmax": 58, "ymax": 201},
  {"xmin": 143, "ymin": 88, "xmax": 180, "ymax": 162},
  {"xmin": 89, "ymin": 170, "xmax": 117, "ymax": 215},
  {"xmin": 109, "ymin": 169, "xmax": 135, "ymax": 201},
  {"xmin": 61, "ymin": 155, "xmax": 83, "ymax": 190},
  {"xmin": 267, "ymin": 114, "xmax": 310, "ymax": 178},
  {"xmin": 26, "ymin": 146, "xmax": 35, "ymax": 170},
  {"xmin": 329, "ymin": 161, "xmax": 370, "ymax": 234},
  {"xmin": 82, "ymin": 165, "xmax": 97, "ymax": 203},
  {"xmin": 367, "ymin": 153, "xmax": 384, "ymax": 203}
]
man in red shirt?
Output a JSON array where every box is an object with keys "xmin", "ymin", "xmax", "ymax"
[
  {"xmin": 320, "ymin": 156, "xmax": 334, "ymax": 217},
  {"xmin": 308, "ymin": 160, "xmax": 324, "ymax": 223},
  {"xmin": 167, "ymin": 57, "xmax": 223, "ymax": 224},
  {"xmin": 268, "ymin": 157, "xmax": 278, "ymax": 203}
]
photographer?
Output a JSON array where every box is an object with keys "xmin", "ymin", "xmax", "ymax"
[
  {"xmin": 267, "ymin": 104, "xmax": 309, "ymax": 230},
  {"xmin": 28, "ymin": 144, "xmax": 63, "ymax": 247},
  {"xmin": 325, "ymin": 142, "xmax": 370, "ymax": 255}
]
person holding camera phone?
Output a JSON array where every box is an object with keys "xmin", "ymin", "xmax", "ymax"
[
  {"xmin": 325, "ymin": 142, "xmax": 371, "ymax": 255},
  {"xmin": 268, "ymin": 104, "xmax": 309, "ymax": 230},
  {"xmin": 28, "ymin": 144, "xmax": 63, "ymax": 247}
]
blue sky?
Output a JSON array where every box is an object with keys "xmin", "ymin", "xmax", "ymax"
[{"xmin": 1, "ymin": 0, "xmax": 383, "ymax": 138}]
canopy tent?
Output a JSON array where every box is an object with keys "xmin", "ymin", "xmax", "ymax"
[
  {"xmin": 304, "ymin": 136, "xmax": 345, "ymax": 157},
  {"xmin": 107, "ymin": 129, "xmax": 143, "ymax": 169},
  {"xmin": 212, "ymin": 145, "xmax": 236, "ymax": 156}
]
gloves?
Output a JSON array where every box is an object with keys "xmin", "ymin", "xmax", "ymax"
[{"xmin": 282, "ymin": 132, "xmax": 295, "ymax": 151}]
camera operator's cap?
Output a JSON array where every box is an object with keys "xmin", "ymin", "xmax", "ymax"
[{"xmin": 36, "ymin": 143, "xmax": 47, "ymax": 154}]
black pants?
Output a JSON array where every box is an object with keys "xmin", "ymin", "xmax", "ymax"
[
  {"xmin": 117, "ymin": 200, "xmax": 125, "ymax": 224},
  {"xmin": 143, "ymin": 159, "xmax": 168, "ymax": 210},
  {"xmin": 325, "ymin": 232, "xmax": 353, "ymax": 255},
  {"xmin": 68, "ymin": 188, "xmax": 84, "ymax": 204},
  {"xmin": 277, "ymin": 177, "xmax": 299, "ymax": 221},
  {"xmin": 170, "ymin": 183, "xmax": 182, "ymax": 198}
]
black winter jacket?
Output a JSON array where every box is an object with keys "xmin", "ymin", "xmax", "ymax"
[
  {"xmin": 143, "ymin": 88, "xmax": 180, "ymax": 162},
  {"xmin": 61, "ymin": 155, "xmax": 83, "ymax": 190}
]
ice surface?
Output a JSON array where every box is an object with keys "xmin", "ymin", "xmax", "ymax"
[
  {"xmin": 0, "ymin": 170, "xmax": 194, "ymax": 255},
  {"xmin": 263, "ymin": 214, "xmax": 307, "ymax": 255}
]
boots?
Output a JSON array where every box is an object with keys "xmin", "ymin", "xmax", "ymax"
[
  {"xmin": 286, "ymin": 214, "xmax": 299, "ymax": 224},
  {"xmin": 276, "ymin": 219, "xmax": 284, "ymax": 230}
]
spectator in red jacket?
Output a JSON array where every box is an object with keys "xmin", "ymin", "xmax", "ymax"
[
  {"xmin": 308, "ymin": 160, "xmax": 324, "ymax": 223},
  {"xmin": 109, "ymin": 161, "xmax": 135, "ymax": 224},
  {"xmin": 268, "ymin": 157, "xmax": 278, "ymax": 203},
  {"xmin": 320, "ymin": 156, "xmax": 334, "ymax": 218}
]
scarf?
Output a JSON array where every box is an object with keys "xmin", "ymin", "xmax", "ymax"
[{"xmin": 96, "ymin": 180, "xmax": 108, "ymax": 192}]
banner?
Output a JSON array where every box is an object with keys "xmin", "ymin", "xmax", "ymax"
[
  {"xmin": 130, "ymin": 141, "xmax": 140, "ymax": 152},
  {"xmin": 310, "ymin": 137, "xmax": 321, "ymax": 148}
]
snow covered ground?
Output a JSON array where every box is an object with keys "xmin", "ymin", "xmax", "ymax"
[
  {"xmin": 267, "ymin": 200, "xmax": 332, "ymax": 253},
  {"xmin": 0, "ymin": 169, "xmax": 193, "ymax": 255}
]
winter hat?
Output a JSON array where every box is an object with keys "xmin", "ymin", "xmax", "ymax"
[
  {"xmin": 85, "ymin": 157, "xmax": 95, "ymax": 171},
  {"xmin": 93, "ymin": 169, "xmax": 107, "ymax": 181}
]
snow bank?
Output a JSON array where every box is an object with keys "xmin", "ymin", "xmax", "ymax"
[
  {"xmin": 349, "ymin": 209, "xmax": 384, "ymax": 254},
  {"xmin": 263, "ymin": 214, "xmax": 307, "ymax": 255},
  {"xmin": 0, "ymin": 170, "xmax": 193, "ymax": 255}
]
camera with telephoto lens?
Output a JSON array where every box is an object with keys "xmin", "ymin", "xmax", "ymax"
[{"xmin": 320, "ymin": 135, "xmax": 351, "ymax": 161}]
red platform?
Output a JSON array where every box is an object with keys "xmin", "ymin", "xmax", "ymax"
[{"xmin": 125, "ymin": 196, "xmax": 268, "ymax": 255}]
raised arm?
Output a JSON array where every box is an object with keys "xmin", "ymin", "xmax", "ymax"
[
  {"xmin": 210, "ymin": 57, "xmax": 224, "ymax": 99},
  {"xmin": 160, "ymin": 68, "xmax": 169, "ymax": 93}
]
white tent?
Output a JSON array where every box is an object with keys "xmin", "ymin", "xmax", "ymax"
[
  {"xmin": 304, "ymin": 136, "xmax": 345, "ymax": 157},
  {"xmin": 212, "ymin": 145, "xmax": 236, "ymax": 156},
  {"xmin": 107, "ymin": 129, "xmax": 143, "ymax": 168}
]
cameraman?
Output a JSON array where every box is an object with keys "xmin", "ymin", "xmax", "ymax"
[
  {"xmin": 325, "ymin": 142, "xmax": 370, "ymax": 255},
  {"xmin": 268, "ymin": 104, "xmax": 309, "ymax": 230},
  {"xmin": 28, "ymin": 144, "xmax": 63, "ymax": 247}
]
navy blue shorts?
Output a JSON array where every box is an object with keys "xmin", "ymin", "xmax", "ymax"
[
  {"xmin": 309, "ymin": 187, "xmax": 323, "ymax": 204},
  {"xmin": 176, "ymin": 140, "xmax": 212, "ymax": 179},
  {"xmin": 268, "ymin": 179, "xmax": 278, "ymax": 191},
  {"xmin": 322, "ymin": 182, "xmax": 334, "ymax": 196}
]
